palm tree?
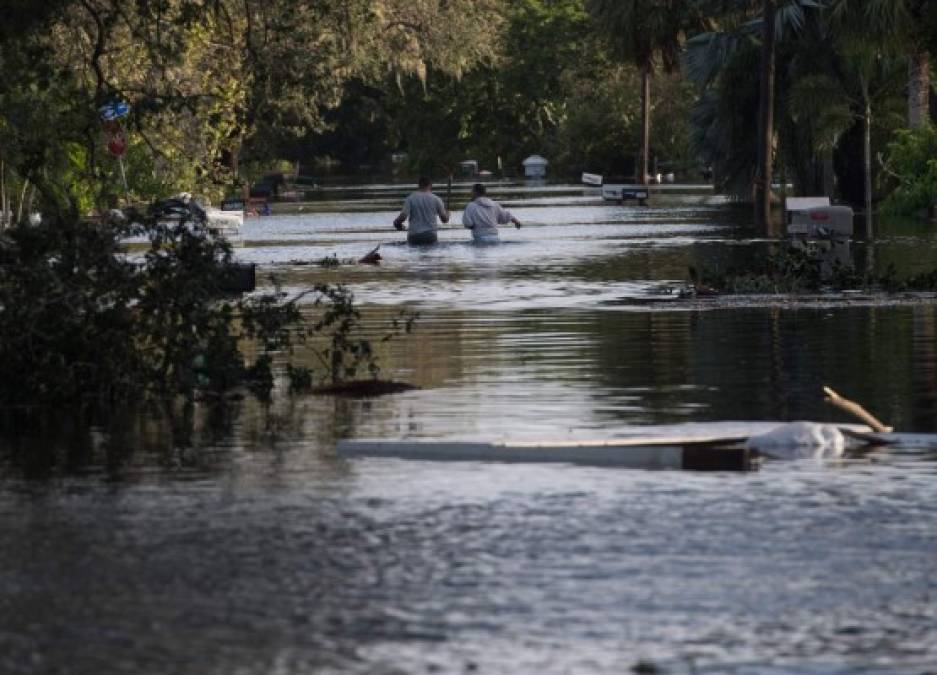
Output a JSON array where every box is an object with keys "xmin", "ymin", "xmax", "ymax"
[
  {"xmin": 587, "ymin": 1, "xmax": 706, "ymax": 184},
  {"xmin": 683, "ymin": 0, "xmax": 821, "ymax": 229},
  {"xmin": 787, "ymin": 51, "xmax": 905, "ymax": 236},
  {"xmin": 810, "ymin": 3, "xmax": 908, "ymax": 234},
  {"xmin": 754, "ymin": 0, "xmax": 777, "ymax": 231},
  {"xmin": 830, "ymin": 0, "xmax": 935, "ymax": 129},
  {"xmin": 755, "ymin": 0, "xmax": 829, "ymax": 230}
]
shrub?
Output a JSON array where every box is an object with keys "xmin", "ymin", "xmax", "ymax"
[
  {"xmin": 881, "ymin": 125, "xmax": 937, "ymax": 216},
  {"xmin": 0, "ymin": 207, "xmax": 413, "ymax": 422}
]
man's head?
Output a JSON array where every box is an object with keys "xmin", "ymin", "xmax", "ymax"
[
  {"xmin": 418, "ymin": 176, "xmax": 432, "ymax": 190},
  {"xmin": 471, "ymin": 183, "xmax": 486, "ymax": 198}
]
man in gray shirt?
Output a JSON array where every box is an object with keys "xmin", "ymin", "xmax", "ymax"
[{"xmin": 393, "ymin": 176, "xmax": 450, "ymax": 245}]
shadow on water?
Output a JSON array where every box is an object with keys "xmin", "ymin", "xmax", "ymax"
[
  {"xmin": 0, "ymin": 404, "xmax": 216, "ymax": 481},
  {"xmin": 0, "ymin": 387, "xmax": 395, "ymax": 483}
]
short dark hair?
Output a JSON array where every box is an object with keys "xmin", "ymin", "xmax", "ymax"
[
  {"xmin": 418, "ymin": 176, "xmax": 432, "ymax": 188},
  {"xmin": 472, "ymin": 183, "xmax": 486, "ymax": 196}
]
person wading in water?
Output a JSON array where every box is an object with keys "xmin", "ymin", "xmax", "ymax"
[
  {"xmin": 461, "ymin": 183, "xmax": 521, "ymax": 244},
  {"xmin": 393, "ymin": 176, "xmax": 450, "ymax": 245}
]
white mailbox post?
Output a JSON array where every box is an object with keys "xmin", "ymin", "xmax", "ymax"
[{"xmin": 522, "ymin": 155, "xmax": 548, "ymax": 179}]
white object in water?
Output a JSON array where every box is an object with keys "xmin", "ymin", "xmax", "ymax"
[
  {"xmin": 745, "ymin": 422, "xmax": 845, "ymax": 459},
  {"xmin": 203, "ymin": 205, "xmax": 243, "ymax": 238},
  {"xmin": 159, "ymin": 193, "xmax": 243, "ymax": 240},
  {"xmin": 338, "ymin": 436, "xmax": 754, "ymax": 471}
]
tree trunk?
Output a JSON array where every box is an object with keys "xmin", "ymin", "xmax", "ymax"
[
  {"xmin": 754, "ymin": 0, "xmax": 776, "ymax": 233},
  {"xmin": 16, "ymin": 178, "xmax": 29, "ymax": 224},
  {"xmin": 0, "ymin": 159, "xmax": 7, "ymax": 229},
  {"xmin": 639, "ymin": 64, "xmax": 651, "ymax": 185},
  {"xmin": 908, "ymin": 50, "xmax": 930, "ymax": 129},
  {"xmin": 863, "ymin": 100, "xmax": 873, "ymax": 239},
  {"xmin": 230, "ymin": 138, "xmax": 241, "ymax": 178},
  {"xmin": 24, "ymin": 182, "xmax": 37, "ymax": 222},
  {"xmin": 822, "ymin": 148, "xmax": 835, "ymax": 198}
]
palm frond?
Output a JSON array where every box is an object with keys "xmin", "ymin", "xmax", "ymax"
[
  {"xmin": 787, "ymin": 73, "xmax": 854, "ymax": 150},
  {"xmin": 681, "ymin": 31, "xmax": 745, "ymax": 89}
]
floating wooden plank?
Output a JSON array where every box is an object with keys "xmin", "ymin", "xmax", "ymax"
[{"xmin": 336, "ymin": 437, "xmax": 755, "ymax": 471}]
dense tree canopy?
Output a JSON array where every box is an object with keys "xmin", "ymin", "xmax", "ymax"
[
  {"xmin": 300, "ymin": 0, "xmax": 699, "ymax": 180},
  {"xmin": 0, "ymin": 0, "xmax": 504, "ymax": 217},
  {"xmin": 682, "ymin": 0, "xmax": 920, "ymax": 214},
  {"xmin": 0, "ymin": 0, "xmax": 934, "ymax": 220}
]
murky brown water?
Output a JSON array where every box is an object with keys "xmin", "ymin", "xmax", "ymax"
[{"xmin": 2, "ymin": 182, "xmax": 937, "ymax": 674}]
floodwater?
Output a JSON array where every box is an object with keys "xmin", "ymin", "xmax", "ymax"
[{"xmin": 3, "ymin": 182, "xmax": 937, "ymax": 674}]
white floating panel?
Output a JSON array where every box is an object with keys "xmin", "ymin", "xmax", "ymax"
[{"xmin": 336, "ymin": 437, "xmax": 755, "ymax": 471}]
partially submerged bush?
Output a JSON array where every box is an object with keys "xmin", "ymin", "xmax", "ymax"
[
  {"xmin": 0, "ymin": 208, "xmax": 413, "ymax": 422},
  {"xmin": 0, "ymin": 215, "xmax": 146, "ymax": 409},
  {"xmin": 699, "ymin": 244, "xmax": 863, "ymax": 294},
  {"xmin": 882, "ymin": 266, "xmax": 937, "ymax": 292},
  {"xmin": 697, "ymin": 242, "xmax": 937, "ymax": 295}
]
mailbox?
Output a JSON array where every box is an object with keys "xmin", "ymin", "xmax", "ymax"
[
  {"xmin": 788, "ymin": 205, "xmax": 854, "ymax": 239},
  {"xmin": 522, "ymin": 155, "xmax": 548, "ymax": 178}
]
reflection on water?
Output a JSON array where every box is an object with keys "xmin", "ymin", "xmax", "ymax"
[{"xmin": 2, "ymin": 183, "xmax": 937, "ymax": 674}]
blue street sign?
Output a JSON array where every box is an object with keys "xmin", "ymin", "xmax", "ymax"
[{"xmin": 99, "ymin": 100, "xmax": 130, "ymax": 121}]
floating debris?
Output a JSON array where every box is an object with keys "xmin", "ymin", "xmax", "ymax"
[
  {"xmin": 746, "ymin": 422, "xmax": 846, "ymax": 459},
  {"xmin": 679, "ymin": 266, "xmax": 720, "ymax": 298},
  {"xmin": 358, "ymin": 244, "xmax": 382, "ymax": 265},
  {"xmin": 314, "ymin": 379, "xmax": 418, "ymax": 397},
  {"xmin": 285, "ymin": 247, "xmax": 382, "ymax": 267}
]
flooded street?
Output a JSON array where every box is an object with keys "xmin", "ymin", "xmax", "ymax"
[{"xmin": 3, "ymin": 182, "xmax": 937, "ymax": 674}]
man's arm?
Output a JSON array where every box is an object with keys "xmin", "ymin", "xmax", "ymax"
[
  {"xmin": 393, "ymin": 198, "xmax": 409, "ymax": 230},
  {"xmin": 436, "ymin": 196, "xmax": 450, "ymax": 224},
  {"xmin": 496, "ymin": 204, "xmax": 522, "ymax": 228}
]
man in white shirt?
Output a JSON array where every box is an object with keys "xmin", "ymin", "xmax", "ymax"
[
  {"xmin": 393, "ymin": 176, "xmax": 450, "ymax": 245},
  {"xmin": 461, "ymin": 183, "xmax": 521, "ymax": 243}
]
